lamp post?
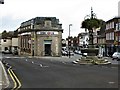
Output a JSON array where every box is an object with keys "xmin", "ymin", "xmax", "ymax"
[{"xmin": 68, "ymin": 24, "xmax": 72, "ymax": 58}]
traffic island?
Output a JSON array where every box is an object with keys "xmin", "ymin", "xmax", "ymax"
[{"xmin": 78, "ymin": 56, "xmax": 111, "ymax": 65}]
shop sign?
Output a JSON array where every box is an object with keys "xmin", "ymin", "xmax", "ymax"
[{"xmin": 37, "ymin": 31, "xmax": 58, "ymax": 35}]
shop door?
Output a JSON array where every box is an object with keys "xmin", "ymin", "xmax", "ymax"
[
  {"xmin": 45, "ymin": 44, "xmax": 51, "ymax": 56},
  {"xmin": 44, "ymin": 40, "xmax": 52, "ymax": 56}
]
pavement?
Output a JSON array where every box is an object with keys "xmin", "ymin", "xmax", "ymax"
[{"xmin": 0, "ymin": 54, "xmax": 10, "ymax": 89}]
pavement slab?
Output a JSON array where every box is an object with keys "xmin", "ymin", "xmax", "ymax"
[{"xmin": 0, "ymin": 61, "xmax": 10, "ymax": 89}]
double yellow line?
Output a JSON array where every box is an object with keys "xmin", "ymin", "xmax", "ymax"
[{"xmin": 8, "ymin": 67, "xmax": 21, "ymax": 89}]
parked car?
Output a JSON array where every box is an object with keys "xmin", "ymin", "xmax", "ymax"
[
  {"xmin": 2, "ymin": 50, "xmax": 11, "ymax": 54},
  {"xmin": 62, "ymin": 50, "xmax": 74, "ymax": 56},
  {"xmin": 74, "ymin": 50, "xmax": 82, "ymax": 55},
  {"xmin": 12, "ymin": 50, "xmax": 18, "ymax": 55},
  {"xmin": 62, "ymin": 50, "xmax": 68, "ymax": 56},
  {"xmin": 112, "ymin": 52, "xmax": 120, "ymax": 60}
]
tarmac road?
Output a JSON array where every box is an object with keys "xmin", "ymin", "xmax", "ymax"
[{"xmin": 2, "ymin": 55, "xmax": 119, "ymax": 89}]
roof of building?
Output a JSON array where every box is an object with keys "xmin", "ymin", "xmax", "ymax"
[
  {"xmin": 20, "ymin": 17, "xmax": 60, "ymax": 28},
  {"xmin": 106, "ymin": 17, "xmax": 120, "ymax": 23}
]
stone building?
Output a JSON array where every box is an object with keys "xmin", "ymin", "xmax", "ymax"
[{"xmin": 18, "ymin": 17, "xmax": 63, "ymax": 57}]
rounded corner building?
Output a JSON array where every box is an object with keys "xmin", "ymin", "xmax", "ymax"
[{"xmin": 18, "ymin": 17, "xmax": 63, "ymax": 57}]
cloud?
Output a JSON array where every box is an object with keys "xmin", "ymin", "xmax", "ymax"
[
  {"xmin": 1, "ymin": 15, "xmax": 25, "ymax": 32},
  {"xmin": 0, "ymin": 0, "xmax": 119, "ymax": 38}
]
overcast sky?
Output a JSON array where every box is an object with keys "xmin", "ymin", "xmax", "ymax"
[{"xmin": 0, "ymin": 0, "xmax": 119, "ymax": 39}]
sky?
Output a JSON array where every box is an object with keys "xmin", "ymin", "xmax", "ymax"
[{"xmin": 0, "ymin": 0, "xmax": 120, "ymax": 39}]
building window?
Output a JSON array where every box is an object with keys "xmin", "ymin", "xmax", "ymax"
[
  {"xmin": 3, "ymin": 39, "xmax": 6, "ymax": 42},
  {"xmin": 116, "ymin": 23, "xmax": 118, "ymax": 31},
  {"xmin": 119, "ymin": 23, "xmax": 120, "ymax": 30},
  {"xmin": 111, "ymin": 32, "xmax": 114, "ymax": 40},
  {"xmin": 112, "ymin": 22, "xmax": 114, "ymax": 28},
  {"xmin": 106, "ymin": 33, "xmax": 109, "ymax": 40},
  {"xmin": 45, "ymin": 21, "xmax": 51, "ymax": 27}
]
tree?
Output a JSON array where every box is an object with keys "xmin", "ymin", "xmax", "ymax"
[{"xmin": 81, "ymin": 8, "xmax": 104, "ymax": 47}]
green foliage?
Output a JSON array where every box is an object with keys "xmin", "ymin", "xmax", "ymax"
[
  {"xmin": 81, "ymin": 18, "xmax": 103, "ymax": 30},
  {"xmin": 1, "ymin": 30, "xmax": 14, "ymax": 39}
]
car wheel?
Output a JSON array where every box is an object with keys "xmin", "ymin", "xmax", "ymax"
[{"xmin": 117, "ymin": 58, "xmax": 120, "ymax": 61}]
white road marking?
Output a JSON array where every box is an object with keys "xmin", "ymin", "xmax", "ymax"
[
  {"xmin": 42, "ymin": 66, "xmax": 49, "ymax": 67},
  {"xmin": 76, "ymin": 59, "xmax": 80, "ymax": 62},
  {"xmin": 39, "ymin": 64, "xmax": 42, "ymax": 67},
  {"xmin": 62, "ymin": 62, "xmax": 66, "ymax": 64},
  {"xmin": 108, "ymin": 82, "xmax": 115, "ymax": 84},
  {"xmin": 72, "ymin": 61, "xmax": 78, "ymax": 64}
]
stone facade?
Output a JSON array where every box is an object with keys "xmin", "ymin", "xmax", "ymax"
[{"xmin": 18, "ymin": 17, "xmax": 63, "ymax": 57}]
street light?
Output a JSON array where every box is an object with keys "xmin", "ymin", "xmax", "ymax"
[{"xmin": 68, "ymin": 24, "xmax": 72, "ymax": 58}]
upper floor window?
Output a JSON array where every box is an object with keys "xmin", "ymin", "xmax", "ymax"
[
  {"xmin": 116, "ymin": 23, "xmax": 119, "ymax": 31},
  {"xmin": 106, "ymin": 22, "xmax": 115, "ymax": 30},
  {"xmin": 45, "ymin": 20, "xmax": 51, "ymax": 27},
  {"xmin": 3, "ymin": 39, "xmax": 6, "ymax": 42},
  {"xmin": 112, "ymin": 22, "xmax": 114, "ymax": 28},
  {"xmin": 119, "ymin": 23, "xmax": 120, "ymax": 30}
]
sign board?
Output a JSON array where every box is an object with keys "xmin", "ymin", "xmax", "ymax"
[{"xmin": 37, "ymin": 31, "xmax": 58, "ymax": 35}]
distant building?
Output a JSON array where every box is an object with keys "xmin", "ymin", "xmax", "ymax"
[
  {"xmin": 97, "ymin": 21, "xmax": 106, "ymax": 56},
  {"xmin": 78, "ymin": 32, "xmax": 89, "ymax": 48},
  {"xmin": 18, "ymin": 17, "xmax": 63, "ymax": 57},
  {"xmin": 105, "ymin": 17, "xmax": 120, "ymax": 56},
  {"xmin": 0, "ymin": 30, "xmax": 19, "ymax": 54},
  {"xmin": 11, "ymin": 38, "xmax": 18, "ymax": 54},
  {"xmin": 0, "ymin": 38, "xmax": 12, "ymax": 53}
]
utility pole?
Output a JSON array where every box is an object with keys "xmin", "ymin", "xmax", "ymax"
[{"xmin": 68, "ymin": 24, "xmax": 72, "ymax": 58}]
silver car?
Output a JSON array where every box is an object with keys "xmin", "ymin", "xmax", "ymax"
[{"xmin": 112, "ymin": 52, "xmax": 120, "ymax": 60}]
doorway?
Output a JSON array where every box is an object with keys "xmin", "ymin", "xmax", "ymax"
[
  {"xmin": 44, "ymin": 40, "xmax": 52, "ymax": 56},
  {"xmin": 45, "ymin": 44, "xmax": 51, "ymax": 56}
]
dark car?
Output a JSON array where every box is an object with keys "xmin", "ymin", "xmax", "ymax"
[
  {"xmin": 13, "ymin": 50, "xmax": 18, "ymax": 55},
  {"xmin": 2, "ymin": 50, "xmax": 11, "ymax": 54}
]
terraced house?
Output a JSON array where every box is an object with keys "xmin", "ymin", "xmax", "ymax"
[
  {"xmin": 18, "ymin": 17, "xmax": 63, "ymax": 57},
  {"xmin": 105, "ymin": 17, "xmax": 120, "ymax": 56}
]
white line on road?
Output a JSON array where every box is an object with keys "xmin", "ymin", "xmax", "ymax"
[
  {"xmin": 62, "ymin": 62, "xmax": 66, "ymax": 64},
  {"xmin": 39, "ymin": 64, "xmax": 42, "ymax": 67},
  {"xmin": 108, "ymin": 82, "xmax": 115, "ymax": 84},
  {"xmin": 32, "ymin": 61, "xmax": 34, "ymax": 64}
]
